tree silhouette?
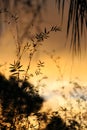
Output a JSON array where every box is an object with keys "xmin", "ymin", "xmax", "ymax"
[
  {"xmin": 46, "ymin": 116, "xmax": 68, "ymax": 130},
  {"xmin": 0, "ymin": 73, "xmax": 44, "ymax": 129},
  {"xmin": 45, "ymin": 112, "xmax": 70, "ymax": 130},
  {"xmin": 56, "ymin": 0, "xmax": 87, "ymax": 53}
]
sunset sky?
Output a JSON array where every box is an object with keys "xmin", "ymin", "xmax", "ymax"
[
  {"xmin": 0, "ymin": 2, "xmax": 87, "ymax": 130},
  {"xmin": 0, "ymin": 2, "xmax": 87, "ymax": 122},
  {"xmin": 0, "ymin": 0, "xmax": 87, "ymax": 84}
]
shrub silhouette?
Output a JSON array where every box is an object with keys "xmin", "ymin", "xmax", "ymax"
[
  {"xmin": 0, "ymin": 73, "xmax": 44, "ymax": 129},
  {"xmin": 46, "ymin": 114, "xmax": 70, "ymax": 130}
]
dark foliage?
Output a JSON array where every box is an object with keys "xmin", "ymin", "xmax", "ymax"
[
  {"xmin": 68, "ymin": 119, "xmax": 80, "ymax": 130},
  {"xmin": 46, "ymin": 114, "xmax": 69, "ymax": 130},
  {"xmin": 56, "ymin": 0, "xmax": 87, "ymax": 53},
  {"xmin": 0, "ymin": 73, "xmax": 44, "ymax": 129}
]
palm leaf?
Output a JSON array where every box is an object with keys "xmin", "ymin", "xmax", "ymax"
[{"xmin": 56, "ymin": 0, "xmax": 87, "ymax": 53}]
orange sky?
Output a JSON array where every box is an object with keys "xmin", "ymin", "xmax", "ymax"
[{"xmin": 0, "ymin": 0, "xmax": 87, "ymax": 83}]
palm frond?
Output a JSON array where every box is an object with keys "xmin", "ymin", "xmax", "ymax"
[
  {"xmin": 56, "ymin": 0, "xmax": 65, "ymax": 20},
  {"xmin": 56, "ymin": 0, "xmax": 87, "ymax": 53}
]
